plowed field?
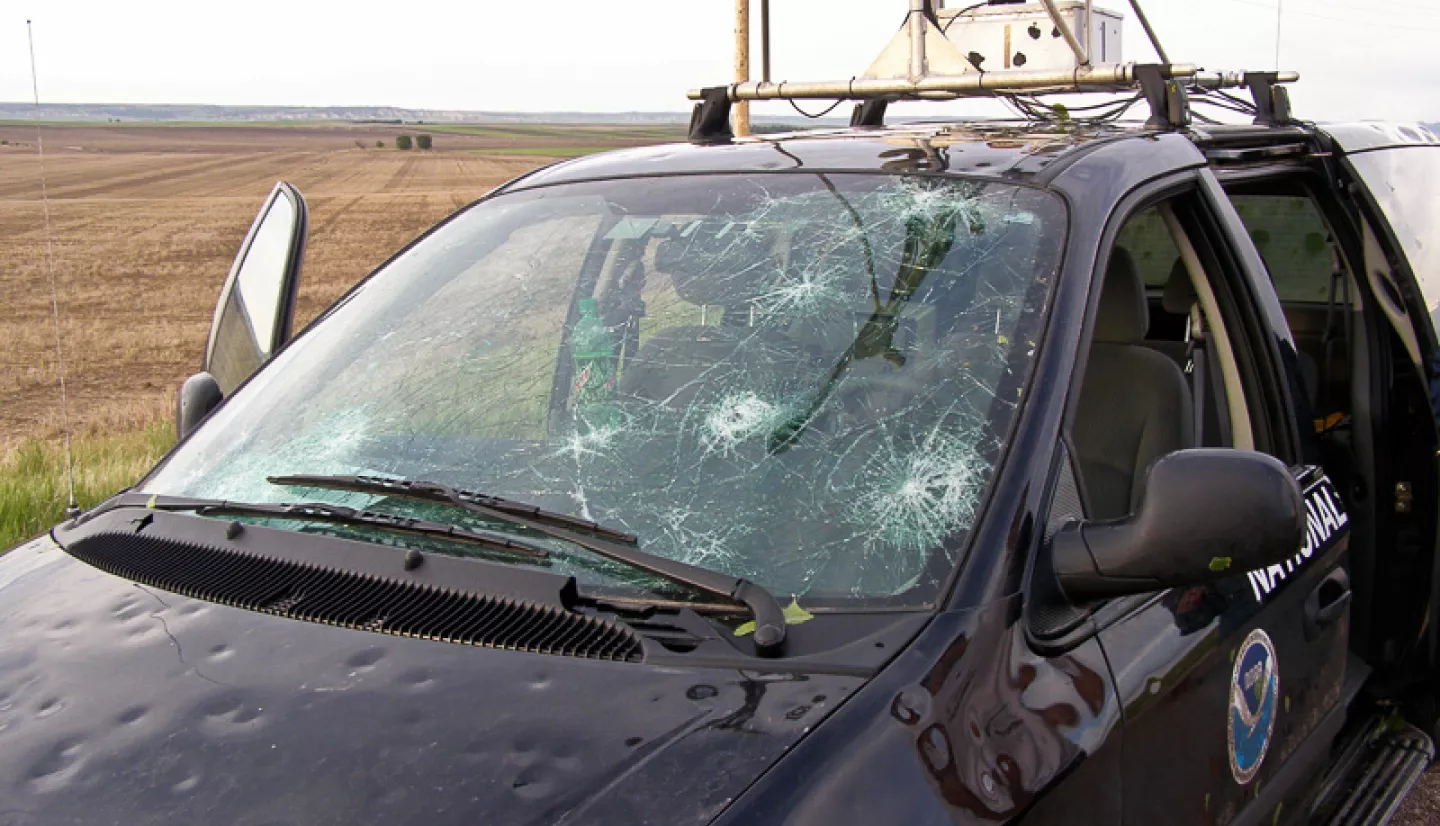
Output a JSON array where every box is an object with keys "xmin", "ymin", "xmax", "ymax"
[{"xmin": 0, "ymin": 123, "xmax": 677, "ymax": 454}]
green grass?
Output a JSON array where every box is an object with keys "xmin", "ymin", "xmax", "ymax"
[{"xmin": 1, "ymin": 421, "xmax": 175, "ymax": 550}]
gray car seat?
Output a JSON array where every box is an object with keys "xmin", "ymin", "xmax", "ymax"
[
  {"xmin": 617, "ymin": 226, "xmax": 802, "ymax": 408},
  {"xmin": 1074, "ymin": 248, "xmax": 1195, "ymax": 519}
]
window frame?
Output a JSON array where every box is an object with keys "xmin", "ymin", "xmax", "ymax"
[{"xmin": 1196, "ymin": 171, "xmax": 1307, "ymax": 464}]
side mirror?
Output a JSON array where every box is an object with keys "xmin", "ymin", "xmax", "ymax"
[
  {"xmin": 204, "ymin": 181, "xmax": 308, "ymax": 396},
  {"xmin": 1052, "ymin": 449, "xmax": 1305, "ymax": 602},
  {"xmin": 176, "ymin": 372, "xmax": 223, "ymax": 440}
]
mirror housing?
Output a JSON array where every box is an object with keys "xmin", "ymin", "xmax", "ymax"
[
  {"xmin": 176, "ymin": 372, "xmax": 223, "ymax": 440},
  {"xmin": 1052, "ymin": 449, "xmax": 1305, "ymax": 603}
]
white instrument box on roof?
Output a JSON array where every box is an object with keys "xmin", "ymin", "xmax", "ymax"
[{"xmin": 938, "ymin": 2, "xmax": 1124, "ymax": 73}]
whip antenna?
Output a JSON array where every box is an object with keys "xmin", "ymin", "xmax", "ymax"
[{"xmin": 27, "ymin": 19, "xmax": 80, "ymax": 520}]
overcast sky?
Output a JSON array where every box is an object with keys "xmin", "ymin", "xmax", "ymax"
[{"xmin": 4, "ymin": 0, "xmax": 1438, "ymax": 121}]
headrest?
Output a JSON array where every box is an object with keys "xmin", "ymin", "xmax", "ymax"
[
  {"xmin": 1094, "ymin": 247, "xmax": 1149, "ymax": 344},
  {"xmin": 1161, "ymin": 258, "xmax": 1197, "ymax": 315},
  {"xmin": 654, "ymin": 224, "xmax": 777, "ymax": 307}
]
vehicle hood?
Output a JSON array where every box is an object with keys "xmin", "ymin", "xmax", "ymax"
[{"xmin": 0, "ymin": 535, "xmax": 864, "ymax": 826}]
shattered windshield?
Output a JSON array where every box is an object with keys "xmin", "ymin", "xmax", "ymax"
[{"xmin": 143, "ymin": 173, "xmax": 1064, "ymax": 604}]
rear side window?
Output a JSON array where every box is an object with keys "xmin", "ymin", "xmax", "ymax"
[
  {"xmin": 1116, "ymin": 208, "xmax": 1182, "ymax": 289},
  {"xmin": 1345, "ymin": 147, "xmax": 1440, "ymax": 329},
  {"xmin": 1229, "ymin": 195, "xmax": 1336, "ymax": 303}
]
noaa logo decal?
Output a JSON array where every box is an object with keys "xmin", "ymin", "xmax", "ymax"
[{"xmin": 1229, "ymin": 629, "xmax": 1279, "ymax": 784}]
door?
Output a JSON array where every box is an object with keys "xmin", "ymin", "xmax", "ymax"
[
  {"xmin": 205, "ymin": 181, "xmax": 308, "ymax": 395},
  {"xmin": 1321, "ymin": 130, "xmax": 1440, "ymax": 677},
  {"xmin": 1319, "ymin": 126, "xmax": 1439, "ymax": 366},
  {"xmin": 1078, "ymin": 186, "xmax": 1351, "ymax": 825}
]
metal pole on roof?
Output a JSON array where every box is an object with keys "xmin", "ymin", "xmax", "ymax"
[
  {"xmin": 1125, "ymin": 0, "xmax": 1171, "ymax": 65},
  {"xmin": 736, "ymin": 0, "xmax": 751, "ymax": 136},
  {"xmin": 908, "ymin": 0, "xmax": 928, "ymax": 79},
  {"xmin": 1038, "ymin": 0, "xmax": 1090, "ymax": 66},
  {"xmin": 694, "ymin": 62, "xmax": 1205, "ymax": 101},
  {"xmin": 761, "ymin": 0, "xmax": 771, "ymax": 83},
  {"xmin": 1085, "ymin": 0, "xmax": 1094, "ymax": 59}
]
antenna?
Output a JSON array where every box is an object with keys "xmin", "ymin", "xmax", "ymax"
[{"xmin": 26, "ymin": 19, "xmax": 80, "ymax": 521}]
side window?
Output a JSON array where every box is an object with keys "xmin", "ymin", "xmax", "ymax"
[
  {"xmin": 1116, "ymin": 207, "xmax": 1183, "ymax": 290},
  {"xmin": 1222, "ymin": 186, "xmax": 1376, "ymax": 479},
  {"xmin": 1116, "ymin": 208, "xmax": 1188, "ymax": 343},
  {"xmin": 1073, "ymin": 197, "xmax": 1251, "ymax": 520},
  {"xmin": 1226, "ymin": 193, "xmax": 1350, "ymax": 426},
  {"xmin": 1231, "ymin": 195, "xmax": 1337, "ymax": 303}
]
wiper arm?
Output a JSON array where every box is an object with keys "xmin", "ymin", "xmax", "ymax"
[
  {"xmin": 271, "ymin": 474, "xmax": 638, "ymax": 544},
  {"xmin": 145, "ymin": 496, "xmax": 550, "ymax": 561},
  {"xmin": 269, "ymin": 474, "xmax": 789, "ymax": 657}
]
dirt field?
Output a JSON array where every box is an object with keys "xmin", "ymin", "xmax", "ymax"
[{"xmin": 0, "ymin": 122, "xmax": 679, "ymax": 455}]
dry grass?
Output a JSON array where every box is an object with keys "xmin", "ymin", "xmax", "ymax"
[
  {"xmin": 0, "ymin": 122, "xmax": 674, "ymax": 539},
  {"xmin": 0, "ymin": 123, "xmax": 577, "ymax": 456}
]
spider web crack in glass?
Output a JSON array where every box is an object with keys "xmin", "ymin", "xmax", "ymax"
[{"xmin": 143, "ymin": 173, "xmax": 1065, "ymax": 605}]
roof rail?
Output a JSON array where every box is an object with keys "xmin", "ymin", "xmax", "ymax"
[{"xmin": 686, "ymin": 0, "xmax": 1299, "ymax": 142}]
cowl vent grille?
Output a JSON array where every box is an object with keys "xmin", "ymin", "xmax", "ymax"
[{"xmin": 64, "ymin": 531, "xmax": 643, "ymax": 662}]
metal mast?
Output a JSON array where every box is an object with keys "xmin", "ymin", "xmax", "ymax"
[{"xmin": 735, "ymin": 0, "xmax": 751, "ymax": 136}]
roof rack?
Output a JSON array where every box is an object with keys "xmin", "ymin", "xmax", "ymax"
[{"xmin": 688, "ymin": 0, "xmax": 1299, "ymax": 143}]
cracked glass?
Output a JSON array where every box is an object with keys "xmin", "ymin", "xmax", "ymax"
[{"xmin": 143, "ymin": 173, "xmax": 1065, "ymax": 604}]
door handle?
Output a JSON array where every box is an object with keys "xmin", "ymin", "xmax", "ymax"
[{"xmin": 1304, "ymin": 567, "xmax": 1352, "ymax": 642}]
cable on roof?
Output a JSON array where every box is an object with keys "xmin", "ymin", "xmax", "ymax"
[
  {"xmin": 789, "ymin": 98, "xmax": 845, "ymax": 119},
  {"xmin": 1002, "ymin": 92, "xmax": 1146, "ymax": 126},
  {"xmin": 1187, "ymin": 86, "xmax": 1261, "ymax": 119},
  {"xmin": 941, "ymin": 2, "xmax": 989, "ymax": 32}
]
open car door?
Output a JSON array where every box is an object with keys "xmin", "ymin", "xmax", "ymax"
[{"xmin": 204, "ymin": 181, "xmax": 308, "ymax": 396}]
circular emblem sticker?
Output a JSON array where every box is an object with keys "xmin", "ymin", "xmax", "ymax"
[{"xmin": 1229, "ymin": 628, "xmax": 1279, "ymax": 784}]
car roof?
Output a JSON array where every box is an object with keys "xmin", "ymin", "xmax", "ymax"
[
  {"xmin": 1314, "ymin": 122, "xmax": 1440, "ymax": 152},
  {"xmin": 506, "ymin": 120, "xmax": 1153, "ymax": 191},
  {"xmin": 504, "ymin": 118, "xmax": 1438, "ymax": 194}
]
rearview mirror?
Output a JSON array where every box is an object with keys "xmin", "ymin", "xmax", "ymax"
[
  {"xmin": 176, "ymin": 371, "xmax": 223, "ymax": 441},
  {"xmin": 1051, "ymin": 449, "xmax": 1305, "ymax": 603},
  {"xmin": 204, "ymin": 181, "xmax": 308, "ymax": 396}
]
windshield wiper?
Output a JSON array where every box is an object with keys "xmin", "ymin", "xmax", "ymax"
[
  {"xmin": 271, "ymin": 474, "xmax": 638, "ymax": 544},
  {"xmin": 142, "ymin": 496, "xmax": 550, "ymax": 561},
  {"xmin": 268, "ymin": 474, "xmax": 789, "ymax": 656}
]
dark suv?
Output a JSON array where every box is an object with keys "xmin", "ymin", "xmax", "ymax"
[{"xmin": 5, "ymin": 115, "xmax": 1439, "ymax": 826}]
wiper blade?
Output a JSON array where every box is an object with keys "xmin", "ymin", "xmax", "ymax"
[
  {"xmin": 271, "ymin": 474, "xmax": 638, "ymax": 544},
  {"xmin": 145, "ymin": 496, "xmax": 550, "ymax": 560},
  {"xmin": 269, "ymin": 474, "xmax": 788, "ymax": 657}
]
